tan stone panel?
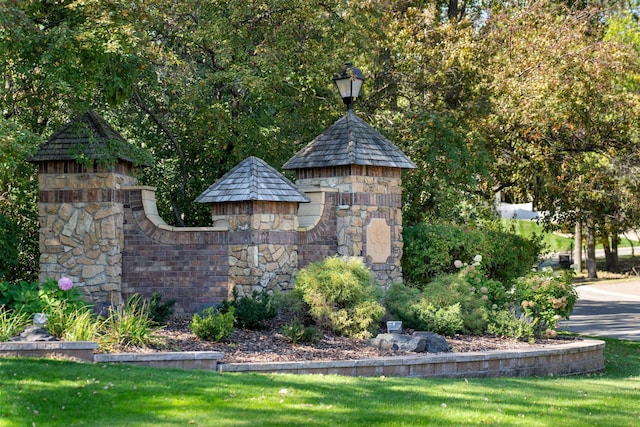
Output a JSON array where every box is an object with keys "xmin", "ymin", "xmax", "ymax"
[{"xmin": 366, "ymin": 218, "xmax": 391, "ymax": 264}]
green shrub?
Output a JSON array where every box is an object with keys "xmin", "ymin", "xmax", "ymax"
[
  {"xmin": 271, "ymin": 290, "xmax": 311, "ymax": 323},
  {"xmin": 0, "ymin": 307, "xmax": 31, "ymax": 342},
  {"xmin": 221, "ymin": 289, "xmax": 276, "ymax": 330},
  {"xmin": 454, "ymin": 256, "xmax": 511, "ymax": 310},
  {"xmin": 281, "ymin": 319, "xmax": 320, "ymax": 344},
  {"xmin": 486, "ymin": 309, "xmax": 535, "ymax": 341},
  {"xmin": 191, "ymin": 306, "xmax": 235, "ymax": 342},
  {"xmin": 0, "ymin": 277, "xmax": 89, "ymax": 316},
  {"xmin": 294, "ymin": 256, "xmax": 385, "ymax": 339},
  {"xmin": 147, "ymin": 292, "xmax": 176, "ymax": 325},
  {"xmin": 385, "ymin": 277, "xmax": 488, "ymax": 336},
  {"xmin": 0, "ymin": 280, "xmax": 41, "ymax": 313},
  {"xmin": 402, "ymin": 223, "xmax": 540, "ymax": 288},
  {"xmin": 513, "ymin": 269, "xmax": 578, "ymax": 337},
  {"xmin": 98, "ymin": 295, "xmax": 158, "ymax": 350}
]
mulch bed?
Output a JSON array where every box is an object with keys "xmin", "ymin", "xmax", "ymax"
[{"xmin": 101, "ymin": 316, "xmax": 572, "ymax": 364}]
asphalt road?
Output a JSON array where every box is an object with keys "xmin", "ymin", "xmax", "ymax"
[{"xmin": 559, "ymin": 280, "xmax": 640, "ymax": 341}]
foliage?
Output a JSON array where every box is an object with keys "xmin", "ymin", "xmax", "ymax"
[
  {"xmin": 280, "ymin": 319, "xmax": 320, "ymax": 345},
  {"xmin": 513, "ymin": 269, "xmax": 578, "ymax": 337},
  {"xmin": 0, "ymin": 306, "xmax": 31, "ymax": 342},
  {"xmin": 402, "ymin": 223, "xmax": 540, "ymax": 288},
  {"xmin": 0, "ymin": 277, "xmax": 88, "ymax": 316},
  {"xmin": 385, "ymin": 277, "xmax": 488, "ymax": 336},
  {"xmin": 484, "ymin": 1, "xmax": 640, "ymax": 277},
  {"xmin": 98, "ymin": 295, "xmax": 158, "ymax": 350},
  {"xmin": 486, "ymin": 308, "xmax": 535, "ymax": 341},
  {"xmin": 294, "ymin": 256, "xmax": 385, "ymax": 339},
  {"xmin": 45, "ymin": 301, "xmax": 99, "ymax": 342},
  {"xmin": 220, "ymin": 289, "xmax": 276, "ymax": 330},
  {"xmin": 190, "ymin": 306, "xmax": 235, "ymax": 342},
  {"xmin": 146, "ymin": 292, "xmax": 176, "ymax": 326}
]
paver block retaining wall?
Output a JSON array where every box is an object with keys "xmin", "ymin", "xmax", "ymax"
[
  {"xmin": 0, "ymin": 339, "xmax": 605, "ymax": 377},
  {"xmin": 0, "ymin": 341, "xmax": 98, "ymax": 362},
  {"xmin": 218, "ymin": 339, "xmax": 605, "ymax": 378}
]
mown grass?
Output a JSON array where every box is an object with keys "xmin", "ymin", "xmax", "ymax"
[
  {"xmin": 502, "ymin": 219, "xmax": 640, "ymax": 253},
  {"xmin": 1, "ymin": 338, "xmax": 639, "ymax": 426}
]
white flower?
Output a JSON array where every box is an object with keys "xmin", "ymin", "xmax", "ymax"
[
  {"xmin": 454, "ymin": 260, "xmax": 464, "ymax": 268},
  {"xmin": 473, "ymin": 254, "xmax": 483, "ymax": 263}
]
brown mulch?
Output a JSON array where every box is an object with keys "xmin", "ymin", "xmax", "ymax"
[{"xmin": 102, "ymin": 316, "xmax": 573, "ymax": 364}]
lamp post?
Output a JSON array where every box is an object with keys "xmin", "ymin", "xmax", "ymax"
[{"xmin": 333, "ymin": 63, "xmax": 365, "ymax": 111}]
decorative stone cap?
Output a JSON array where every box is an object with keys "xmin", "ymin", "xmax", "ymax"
[
  {"xmin": 196, "ymin": 156, "xmax": 310, "ymax": 204},
  {"xmin": 283, "ymin": 111, "xmax": 416, "ymax": 170}
]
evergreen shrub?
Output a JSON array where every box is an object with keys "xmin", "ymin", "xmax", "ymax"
[
  {"xmin": 294, "ymin": 256, "xmax": 385, "ymax": 339},
  {"xmin": 191, "ymin": 306, "xmax": 235, "ymax": 342},
  {"xmin": 221, "ymin": 289, "xmax": 276, "ymax": 330}
]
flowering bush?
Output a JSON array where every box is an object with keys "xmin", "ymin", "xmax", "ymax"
[
  {"xmin": 38, "ymin": 277, "xmax": 88, "ymax": 314},
  {"xmin": 454, "ymin": 256, "xmax": 511, "ymax": 311},
  {"xmin": 513, "ymin": 269, "xmax": 578, "ymax": 337}
]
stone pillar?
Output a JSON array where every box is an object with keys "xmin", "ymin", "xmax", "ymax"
[
  {"xmin": 212, "ymin": 201, "xmax": 299, "ymax": 297},
  {"xmin": 295, "ymin": 166, "xmax": 404, "ymax": 288},
  {"xmin": 36, "ymin": 161, "xmax": 136, "ymax": 307}
]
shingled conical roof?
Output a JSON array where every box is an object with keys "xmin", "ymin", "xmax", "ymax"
[
  {"xmin": 196, "ymin": 156, "xmax": 310, "ymax": 204},
  {"xmin": 27, "ymin": 110, "xmax": 144, "ymax": 165},
  {"xmin": 282, "ymin": 111, "xmax": 416, "ymax": 170}
]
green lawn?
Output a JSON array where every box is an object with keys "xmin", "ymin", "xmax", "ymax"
[
  {"xmin": 502, "ymin": 219, "xmax": 640, "ymax": 253},
  {"xmin": 1, "ymin": 338, "xmax": 639, "ymax": 426}
]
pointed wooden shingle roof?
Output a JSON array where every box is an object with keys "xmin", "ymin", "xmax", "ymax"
[
  {"xmin": 27, "ymin": 110, "xmax": 144, "ymax": 165},
  {"xmin": 282, "ymin": 111, "xmax": 416, "ymax": 170},
  {"xmin": 195, "ymin": 156, "xmax": 310, "ymax": 204}
]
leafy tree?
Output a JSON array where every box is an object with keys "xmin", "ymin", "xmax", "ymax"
[{"xmin": 483, "ymin": 1, "xmax": 640, "ymax": 277}]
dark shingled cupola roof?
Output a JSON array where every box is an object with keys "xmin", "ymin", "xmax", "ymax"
[
  {"xmin": 195, "ymin": 156, "xmax": 310, "ymax": 204},
  {"xmin": 27, "ymin": 110, "xmax": 144, "ymax": 165},
  {"xmin": 282, "ymin": 111, "xmax": 416, "ymax": 170}
]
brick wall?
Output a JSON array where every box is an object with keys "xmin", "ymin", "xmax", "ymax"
[{"xmin": 121, "ymin": 187, "xmax": 230, "ymax": 314}]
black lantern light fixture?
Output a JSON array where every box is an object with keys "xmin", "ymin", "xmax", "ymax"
[{"xmin": 333, "ymin": 63, "xmax": 365, "ymax": 111}]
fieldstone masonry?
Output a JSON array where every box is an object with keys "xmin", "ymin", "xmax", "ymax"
[
  {"xmin": 29, "ymin": 110, "xmax": 415, "ymax": 314},
  {"xmin": 37, "ymin": 161, "xmax": 136, "ymax": 306}
]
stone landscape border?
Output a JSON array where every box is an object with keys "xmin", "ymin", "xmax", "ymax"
[{"xmin": 1, "ymin": 338, "xmax": 605, "ymax": 378}]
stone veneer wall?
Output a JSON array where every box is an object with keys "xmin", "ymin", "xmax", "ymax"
[
  {"xmin": 37, "ymin": 161, "xmax": 137, "ymax": 306},
  {"xmin": 294, "ymin": 165, "xmax": 404, "ymax": 287},
  {"xmin": 37, "ymin": 161, "xmax": 406, "ymax": 313},
  {"xmin": 211, "ymin": 201, "xmax": 300, "ymax": 297}
]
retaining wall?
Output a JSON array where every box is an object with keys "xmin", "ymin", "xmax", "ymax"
[{"xmin": 0, "ymin": 339, "xmax": 605, "ymax": 378}]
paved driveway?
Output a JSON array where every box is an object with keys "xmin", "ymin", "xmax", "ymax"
[{"xmin": 559, "ymin": 280, "xmax": 640, "ymax": 341}]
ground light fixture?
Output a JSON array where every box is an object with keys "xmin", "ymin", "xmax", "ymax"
[{"xmin": 333, "ymin": 63, "xmax": 365, "ymax": 111}]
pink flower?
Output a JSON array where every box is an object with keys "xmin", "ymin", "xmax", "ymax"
[{"xmin": 58, "ymin": 277, "xmax": 73, "ymax": 291}]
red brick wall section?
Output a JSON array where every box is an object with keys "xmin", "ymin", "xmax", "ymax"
[{"xmin": 121, "ymin": 188, "xmax": 230, "ymax": 314}]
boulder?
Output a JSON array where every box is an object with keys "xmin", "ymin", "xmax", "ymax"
[
  {"xmin": 9, "ymin": 325, "xmax": 59, "ymax": 342},
  {"xmin": 367, "ymin": 331, "xmax": 451, "ymax": 353},
  {"xmin": 368, "ymin": 333, "xmax": 426, "ymax": 352},
  {"xmin": 413, "ymin": 331, "xmax": 451, "ymax": 353}
]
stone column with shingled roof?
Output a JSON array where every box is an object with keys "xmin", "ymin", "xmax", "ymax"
[
  {"xmin": 196, "ymin": 156, "xmax": 310, "ymax": 297},
  {"xmin": 27, "ymin": 110, "xmax": 145, "ymax": 309},
  {"xmin": 283, "ymin": 111, "xmax": 416, "ymax": 288}
]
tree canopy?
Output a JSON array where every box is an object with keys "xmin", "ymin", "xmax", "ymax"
[{"xmin": 2, "ymin": 0, "xmax": 640, "ymax": 280}]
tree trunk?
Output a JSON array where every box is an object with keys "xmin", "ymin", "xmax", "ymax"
[
  {"xmin": 586, "ymin": 218, "xmax": 598, "ymax": 279},
  {"xmin": 611, "ymin": 231, "xmax": 620, "ymax": 273},
  {"xmin": 601, "ymin": 233, "xmax": 613, "ymax": 271},
  {"xmin": 574, "ymin": 221, "xmax": 582, "ymax": 272}
]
